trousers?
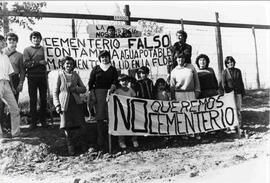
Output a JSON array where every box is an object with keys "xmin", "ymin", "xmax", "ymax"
[{"xmin": 0, "ymin": 80, "xmax": 20, "ymax": 136}]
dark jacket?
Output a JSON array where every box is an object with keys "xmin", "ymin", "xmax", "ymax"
[{"xmin": 222, "ymin": 68, "xmax": 245, "ymax": 95}]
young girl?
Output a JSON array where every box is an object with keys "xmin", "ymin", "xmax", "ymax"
[
  {"xmin": 222, "ymin": 56, "xmax": 245, "ymax": 134},
  {"xmin": 114, "ymin": 74, "xmax": 139, "ymax": 149},
  {"xmin": 53, "ymin": 56, "xmax": 86, "ymax": 155},
  {"xmin": 154, "ymin": 78, "xmax": 170, "ymax": 101}
]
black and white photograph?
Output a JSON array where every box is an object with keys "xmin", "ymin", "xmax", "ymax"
[{"xmin": 0, "ymin": 1, "xmax": 269, "ymax": 183}]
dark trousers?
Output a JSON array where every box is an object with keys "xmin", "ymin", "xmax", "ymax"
[
  {"xmin": 0, "ymin": 74, "xmax": 20, "ymax": 132},
  {"xmin": 27, "ymin": 76, "xmax": 48, "ymax": 125},
  {"xmin": 97, "ymin": 120, "xmax": 108, "ymax": 150}
]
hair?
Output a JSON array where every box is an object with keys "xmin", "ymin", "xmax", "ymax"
[
  {"xmin": 30, "ymin": 31, "xmax": 42, "ymax": 40},
  {"xmin": 98, "ymin": 50, "xmax": 111, "ymax": 61},
  {"xmin": 6, "ymin": 32, "xmax": 19, "ymax": 42},
  {"xmin": 224, "ymin": 56, "xmax": 236, "ymax": 68},
  {"xmin": 116, "ymin": 74, "xmax": 129, "ymax": 89},
  {"xmin": 0, "ymin": 35, "xmax": 5, "ymax": 41},
  {"xmin": 174, "ymin": 51, "xmax": 188, "ymax": 63},
  {"xmin": 118, "ymin": 74, "xmax": 129, "ymax": 81},
  {"xmin": 107, "ymin": 26, "xmax": 116, "ymax": 32},
  {"xmin": 195, "ymin": 54, "xmax": 210, "ymax": 69},
  {"xmin": 176, "ymin": 30, "xmax": 187, "ymax": 40},
  {"xmin": 60, "ymin": 56, "xmax": 76, "ymax": 71},
  {"xmin": 121, "ymin": 29, "xmax": 132, "ymax": 38},
  {"xmin": 137, "ymin": 66, "xmax": 150, "ymax": 75},
  {"xmin": 153, "ymin": 78, "xmax": 170, "ymax": 98}
]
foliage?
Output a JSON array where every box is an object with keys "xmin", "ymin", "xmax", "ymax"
[{"xmin": 0, "ymin": 2, "xmax": 46, "ymax": 31}]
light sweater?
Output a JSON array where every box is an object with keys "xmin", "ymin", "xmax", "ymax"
[{"xmin": 170, "ymin": 63, "xmax": 200, "ymax": 92}]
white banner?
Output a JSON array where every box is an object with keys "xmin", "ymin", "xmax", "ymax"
[
  {"xmin": 43, "ymin": 34, "xmax": 172, "ymax": 72},
  {"xmin": 86, "ymin": 24, "xmax": 140, "ymax": 38},
  {"xmin": 108, "ymin": 92, "xmax": 239, "ymax": 136}
]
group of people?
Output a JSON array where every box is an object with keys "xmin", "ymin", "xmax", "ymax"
[
  {"xmin": 0, "ymin": 31, "xmax": 49, "ymax": 140},
  {"xmin": 0, "ymin": 28, "xmax": 245, "ymax": 155}
]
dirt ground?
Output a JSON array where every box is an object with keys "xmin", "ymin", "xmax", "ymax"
[{"xmin": 0, "ymin": 89, "xmax": 269, "ymax": 183}]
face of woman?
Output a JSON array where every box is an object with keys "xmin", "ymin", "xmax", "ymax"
[
  {"xmin": 119, "ymin": 80, "xmax": 129, "ymax": 88},
  {"xmin": 226, "ymin": 60, "xmax": 235, "ymax": 69},
  {"xmin": 100, "ymin": 56, "xmax": 110, "ymax": 64},
  {"xmin": 157, "ymin": 82, "xmax": 166, "ymax": 90},
  {"xmin": 198, "ymin": 57, "xmax": 207, "ymax": 69},
  {"xmin": 176, "ymin": 57, "xmax": 186, "ymax": 66},
  {"xmin": 63, "ymin": 60, "xmax": 74, "ymax": 73}
]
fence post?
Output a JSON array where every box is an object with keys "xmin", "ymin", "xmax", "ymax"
[
  {"xmin": 252, "ymin": 27, "xmax": 261, "ymax": 89},
  {"xmin": 2, "ymin": 2, "xmax": 9, "ymax": 36},
  {"xmin": 72, "ymin": 18, "xmax": 76, "ymax": 38},
  {"xmin": 215, "ymin": 12, "xmax": 224, "ymax": 91},
  {"xmin": 180, "ymin": 18, "xmax": 184, "ymax": 30},
  {"xmin": 123, "ymin": 5, "xmax": 131, "ymax": 25}
]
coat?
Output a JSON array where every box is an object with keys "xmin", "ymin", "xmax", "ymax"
[{"xmin": 53, "ymin": 70, "xmax": 86, "ymax": 111}]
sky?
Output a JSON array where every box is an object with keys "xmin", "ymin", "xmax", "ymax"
[{"xmin": 4, "ymin": 1, "xmax": 270, "ymax": 89}]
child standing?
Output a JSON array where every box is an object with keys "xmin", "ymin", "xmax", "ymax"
[
  {"xmin": 53, "ymin": 56, "xmax": 86, "ymax": 155},
  {"xmin": 137, "ymin": 66, "xmax": 154, "ymax": 99},
  {"xmin": 154, "ymin": 78, "xmax": 170, "ymax": 101},
  {"xmin": 114, "ymin": 74, "xmax": 139, "ymax": 149},
  {"xmin": 222, "ymin": 56, "xmax": 245, "ymax": 134}
]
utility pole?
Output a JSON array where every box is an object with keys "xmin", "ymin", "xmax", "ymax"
[
  {"xmin": 123, "ymin": 5, "xmax": 130, "ymax": 26},
  {"xmin": 215, "ymin": 12, "xmax": 224, "ymax": 91},
  {"xmin": 252, "ymin": 27, "xmax": 261, "ymax": 89},
  {"xmin": 72, "ymin": 18, "xmax": 76, "ymax": 38},
  {"xmin": 2, "ymin": 2, "xmax": 10, "ymax": 36},
  {"xmin": 180, "ymin": 18, "xmax": 184, "ymax": 31}
]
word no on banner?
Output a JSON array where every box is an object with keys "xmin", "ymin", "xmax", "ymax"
[
  {"xmin": 108, "ymin": 92, "xmax": 239, "ymax": 136},
  {"xmin": 43, "ymin": 34, "xmax": 172, "ymax": 71}
]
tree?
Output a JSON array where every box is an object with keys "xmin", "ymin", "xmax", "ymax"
[{"xmin": 0, "ymin": 2, "xmax": 46, "ymax": 35}]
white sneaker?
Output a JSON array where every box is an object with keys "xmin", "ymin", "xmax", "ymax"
[{"xmin": 132, "ymin": 140, "xmax": 139, "ymax": 148}]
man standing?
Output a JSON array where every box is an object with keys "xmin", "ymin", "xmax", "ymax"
[
  {"xmin": 23, "ymin": 31, "xmax": 48, "ymax": 129},
  {"xmin": 168, "ymin": 30, "xmax": 192, "ymax": 73},
  {"xmin": 0, "ymin": 34, "xmax": 21, "ymax": 139},
  {"xmin": 0, "ymin": 33, "xmax": 25, "ymax": 133}
]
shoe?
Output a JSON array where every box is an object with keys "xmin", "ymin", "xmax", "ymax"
[
  {"xmin": 195, "ymin": 134, "xmax": 201, "ymax": 140},
  {"xmin": 119, "ymin": 141, "xmax": 127, "ymax": 149},
  {"xmin": 132, "ymin": 140, "xmax": 139, "ymax": 148},
  {"xmin": 3, "ymin": 133, "xmax": 12, "ymax": 138}
]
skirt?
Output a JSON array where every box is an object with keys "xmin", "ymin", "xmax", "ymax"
[
  {"xmin": 94, "ymin": 89, "xmax": 109, "ymax": 121},
  {"xmin": 60, "ymin": 94, "xmax": 84, "ymax": 129}
]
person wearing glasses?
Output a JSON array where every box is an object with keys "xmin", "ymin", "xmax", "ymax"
[
  {"xmin": 0, "ymin": 34, "xmax": 21, "ymax": 140},
  {"xmin": 0, "ymin": 33, "xmax": 25, "ymax": 135}
]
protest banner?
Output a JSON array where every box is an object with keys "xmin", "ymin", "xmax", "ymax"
[
  {"xmin": 43, "ymin": 34, "xmax": 172, "ymax": 72},
  {"xmin": 86, "ymin": 24, "xmax": 140, "ymax": 38},
  {"xmin": 108, "ymin": 92, "xmax": 239, "ymax": 136}
]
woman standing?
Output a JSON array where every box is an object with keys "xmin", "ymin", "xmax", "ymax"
[
  {"xmin": 170, "ymin": 52, "xmax": 201, "ymax": 139},
  {"xmin": 222, "ymin": 56, "xmax": 245, "ymax": 130},
  {"xmin": 195, "ymin": 54, "xmax": 219, "ymax": 98},
  {"xmin": 53, "ymin": 56, "xmax": 86, "ymax": 155},
  {"xmin": 170, "ymin": 52, "xmax": 200, "ymax": 101},
  {"xmin": 88, "ymin": 50, "xmax": 118, "ymax": 151}
]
